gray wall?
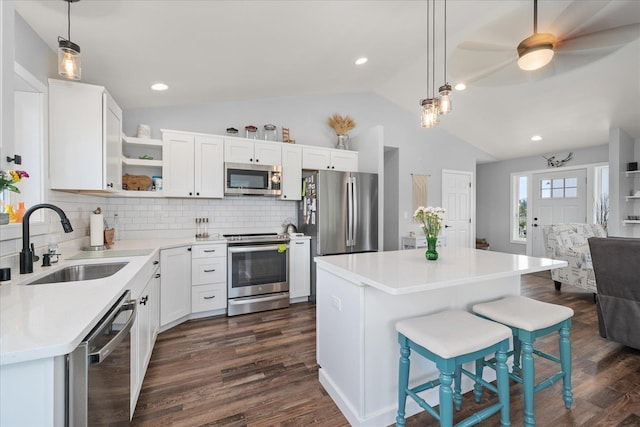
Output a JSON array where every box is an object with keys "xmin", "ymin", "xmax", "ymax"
[
  {"xmin": 125, "ymin": 92, "xmax": 492, "ymax": 242},
  {"xmin": 476, "ymin": 144, "xmax": 609, "ymax": 254}
]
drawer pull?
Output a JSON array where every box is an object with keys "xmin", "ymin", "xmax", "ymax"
[
  {"xmin": 155, "ymin": 273, "xmax": 161, "ymax": 278},
  {"xmin": 295, "ymin": 242, "xmax": 304, "ymax": 245},
  {"xmin": 204, "ymin": 295, "xmax": 216, "ymax": 300},
  {"xmin": 204, "ymin": 249, "xmax": 216, "ymax": 253},
  {"xmin": 204, "ymin": 269, "xmax": 216, "ymax": 272},
  {"xmin": 152, "ymin": 260, "xmax": 159, "ymax": 265}
]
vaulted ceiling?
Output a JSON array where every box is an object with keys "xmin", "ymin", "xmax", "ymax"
[{"xmin": 16, "ymin": 0, "xmax": 640, "ymax": 160}]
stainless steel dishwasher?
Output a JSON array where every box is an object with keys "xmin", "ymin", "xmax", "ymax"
[{"xmin": 67, "ymin": 290, "xmax": 136, "ymax": 426}]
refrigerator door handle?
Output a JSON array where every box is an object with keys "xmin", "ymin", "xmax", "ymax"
[
  {"xmin": 352, "ymin": 176, "xmax": 358, "ymax": 247},
  {"xmin": 346, "ymin": 177, "xmax": 353, "ymax": 246}
]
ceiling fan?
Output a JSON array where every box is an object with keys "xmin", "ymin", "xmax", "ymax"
[{"xmin": 450, "ymin": 0, "xmax": 640, "ymax": 86}]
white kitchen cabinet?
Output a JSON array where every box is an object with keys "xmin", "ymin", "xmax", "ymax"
[
  {"xmin": 225, "ymin": 138, "xmax": 282, "ymax": 165},
  {"xmin": 160, "ymin": 246, "xmax": 192, "ymax": 327},
  {"xmin": 289, "ymin": 238, "xmax": 310, "ymax": 299},
  {"xmin": 162, "ymin": 130, "xmax": 224, "ymax": 198},
  {"xmin": 191, "ymin": 244, "xmax": 227, "ymax": 313},
  {"xmin": 49, "ymin": 79, "xmax": 122, "ymax": 192},
  {"xmin": 281, "ymin": 144, "xmax": 302, "ymax": 200},
  {"xmin": 130, "ymin": 252, "xmax": 161, "ymax": 414},
  {"xmin": 302, "ymin": 146, "xmax": 358, "ymax": 172}
]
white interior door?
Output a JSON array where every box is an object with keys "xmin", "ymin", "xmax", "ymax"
[
  {"xmin": 442, "ymin": 170, "xmax": 472, "ymax": 248},
  {"xmin": 530, "ymin": 169, "xmax": 587, "ymax": 257}
]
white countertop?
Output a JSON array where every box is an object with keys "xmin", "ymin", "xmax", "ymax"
[
  {"xmin": 0, "ymin": 237, "xmax": 226, "ymax": 366},
  {"xmin": 315, "ymin": 247, "xmax": 567, "ymax": 295}
]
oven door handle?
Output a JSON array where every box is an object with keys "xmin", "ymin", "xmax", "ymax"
[
  {"xmin": 228, "ymin": 245, "xmax": 287, "ymax": 253},
  {"xmin": 88, "ymin": 300, "xmax": 137, "ymax": 365},
  {"xmin": 228, "ymin": 293, "xmax": 290, "ymax": 305}
]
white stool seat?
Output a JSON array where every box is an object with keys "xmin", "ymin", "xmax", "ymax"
[
  {"xmin": 395, "ymin": 309, "xmax": 512, "ymax": 359},
  {"xmin": 473, "ymin": 296, "xmax": 574, "ymax": 332}
]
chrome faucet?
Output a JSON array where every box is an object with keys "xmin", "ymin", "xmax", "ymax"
[{"xmin": 20, "ymin": 204, "xmax": 73, "ymax": 274}]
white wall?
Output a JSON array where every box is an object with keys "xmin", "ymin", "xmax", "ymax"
[{"xmin": 476, "ymin": 144, "xmax": 609, "ymax": 255}]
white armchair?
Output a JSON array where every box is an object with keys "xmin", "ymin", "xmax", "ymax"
[{"xmin": 543, "ymin": 223, "xmax": 607, "ymax": 294}]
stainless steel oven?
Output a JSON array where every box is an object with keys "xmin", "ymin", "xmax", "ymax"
[
  {"xmin": 226, "ymin": 234, "xmax": 290, "ymax": 316},
  {"xmin": 67, "ymin": 290, "xmax": 136, "ymax": 426}
]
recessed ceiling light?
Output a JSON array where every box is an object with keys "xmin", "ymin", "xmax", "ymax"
[
  {"xmin": 454, "ymin": 83, "xmax": 466, "ymax": 91},
  {"xmin": 355, "ymin": 57, "xmax": 368, "ymax": 65},
  {"xmin": 151, "ymin": 83, "xmax": 168, "ymax": 91},
  {"xmin": 531, "ymin": 135, "xmax": 543, "ymax": 142}
]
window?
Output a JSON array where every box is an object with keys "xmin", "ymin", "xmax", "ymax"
[
  {"xmin": 511, "ymin": 174, "xmax": 528, "ymax": 243},
  {"xmin": 594, "ymin": 165, "xmax": 609, "ymax": 230},
  {"xmin": 540, "ymin": 177, "xmax": 578, "ymax": 199}
]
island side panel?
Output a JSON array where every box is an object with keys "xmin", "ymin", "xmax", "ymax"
[{"xmin": 316, "ymin": 266, "xmax": 366, "ymax": 423}]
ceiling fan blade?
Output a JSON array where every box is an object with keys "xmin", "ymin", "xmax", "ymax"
[
  {"xmin": 557, "ymin": 23, "xmax": 640, "ymax": 52},
  {"xmin": 449, "ymin": 42, "xmax": 515, "ymax": 84},
  {"xmin": 550, "ymin": 0, "xmax": 612, "ymax": 40}
]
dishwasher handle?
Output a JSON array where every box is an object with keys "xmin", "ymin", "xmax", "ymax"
[{"xmin": 88, "ymin": 300, "xmax": 136, "ymax": 365}]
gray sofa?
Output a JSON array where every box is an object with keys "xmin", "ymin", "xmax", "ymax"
[{"xmin": 588, "ymin": 237, "xmax": 640, "ymax": 350}]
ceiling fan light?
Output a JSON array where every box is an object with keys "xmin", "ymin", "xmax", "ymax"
[
  {"xmin": 517, "ymin": 45, "xmax": 554, "ymax": 71},
  {"xmin": 438, "ymin": 84, "xmax": 452, "ymax": 115},
  {"xmin": 58, "ymin": 39, "xmax": 81, "ymax": 80}
]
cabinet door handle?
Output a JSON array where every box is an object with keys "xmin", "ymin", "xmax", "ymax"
[
  {"xmin": 204, "ymin": 295, "xmax": 216, "ymax": 300},
  {"xmin": 196, "ymin": 192, "xmax": 200, "ymax": 196},
  {"xmin": 295, "ymin": 241, "xmax": 304, "ymax": 245},
  {"xmin": 107, "ymin": 182, "xmax": 114, "ymax": 188},
  {"xmin": 204, "ymin": 269, "xmax": 216, "ymax": 272},
  {"xmin": 153, "ymin": 260, "xmax": 159, "ymax": 265},
  {"xmin": 154, "ymin": 273, "xmax": 161, "ymax": 278},
  {"xmin": 140, "ymin": 295, "xmax": 149, "ymax": 305},
  {"xmin": 189, "ymin": 192, "xmax": 193, "ymax": 196},
  {"xmin": 256, "ymin": 159, "xmax": 259, "ymax": 163},
  {"xmin": 250, "ymin": 158, "xmax": 253, "ymax": 162},
  {"xmin": 204, "ymin": 249, "xmax": 216, "ymax": 253}
]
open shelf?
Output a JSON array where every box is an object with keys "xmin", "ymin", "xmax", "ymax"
[
  {"xmin": 625, "ymin": 170, "xmax": 640, "ymax": 177},
  {"xmin": 123, "ymin": 135, "xmax": 162, "ymax": 147},
  {"xmin": 623, "ymin": 220, "xmax": 640, "ymax": 224},
  {"xmin": 625, "ymin": 196, "xmax": 640, "ymax": 201},
  {"xmin": 122, "ymin": 157, "xmax": 163, "ymax": 167}
]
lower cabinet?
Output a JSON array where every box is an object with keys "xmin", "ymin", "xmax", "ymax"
[
  {"xmin": 289, "ymin": 238, "xmax": 311, "ymax": 299},
  {"xmin": 131, "ymin": 252, "xmax": 161, "ymax": 415},
  {"xmin": 191, "ymin": 244, "xmax": 227, "ymax": 313},
  {"xmin": 160, "ymin": 246, "xmax": 192, "ymax": 327}
]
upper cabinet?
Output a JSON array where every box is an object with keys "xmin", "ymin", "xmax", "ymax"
[
  {"xmin": 49, "ymin": 79, "xmax": 122, "ymax": 192},
  {"xmin": 302, "ymin": 146, "xmax": 358, "ymax": 172},
  {"xmin": 224, "ymin": 138, "xmax": 282, "ymax": 166},
  {"xmin": 162, "ymin": 130, "xmax": 224, "ymax": 198},
  {"xmin": 281, "ymin": 144, "xmax": 302, "ymax": 200}
]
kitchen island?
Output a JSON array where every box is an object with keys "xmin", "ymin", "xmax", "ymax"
[{"xmin": 315, "ymin": 246, "xmax": 566, "ymax": 427}]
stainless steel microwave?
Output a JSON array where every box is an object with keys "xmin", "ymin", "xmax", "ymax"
[{"xmin": 224, "ymin": 163, "xmax": 282, "ymax": 196}]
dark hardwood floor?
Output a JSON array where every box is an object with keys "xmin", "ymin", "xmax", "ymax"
[{"xmin": 131, "ymin": 273, "xmax": 640, "ymax": 426}]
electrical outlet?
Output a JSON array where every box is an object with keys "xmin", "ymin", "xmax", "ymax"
[{"xmin": 331, "ymin": 296, "xmax": 342, "ymax": 311}]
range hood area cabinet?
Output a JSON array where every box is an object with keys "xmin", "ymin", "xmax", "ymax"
[
  {"xmin": 224, "ymin": 138, "xmax": 282, "ymax": 166},
  {"xmin": 49, "ymin": 79, "xmax": 122, "ymax": 192},
  {"xmin": 161, "ymin": 130, "xmax": 224, "ymax": 198}
]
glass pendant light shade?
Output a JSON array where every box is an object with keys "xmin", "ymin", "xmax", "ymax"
[
  {"xmin": 438, "ymin": 84, "xmax": 452, "ymax": 114},
  {"xmin": 420, "ymin": 98, "xmax": 439, "ymax": 128},
  {"xmin": 58, "ymin": 39, "xmax": 81, "ymax": 80}
]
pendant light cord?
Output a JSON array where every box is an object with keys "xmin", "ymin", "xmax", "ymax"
[
  {"xmin": 444, "ymin": 0, "xmax": 447, "ymax": 83},
  {"xmin": 431, "ymin": 0, "xmax": 436, "ymax": 98},
  {"xmin": 426, "ymin": 0, "xmax": 430, "ymax": 98},
  {"xmin": 67, "ymin": 0, "xmax": 71, "ymax": 40},
  {"xmin": 533, "ymin": 0, "xmax": 538, "ymax": 34}
]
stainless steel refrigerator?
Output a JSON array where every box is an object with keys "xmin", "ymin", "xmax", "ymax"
[{"xmin": 298, "ymin": 171, "xmax": 378, "ymax": 300}]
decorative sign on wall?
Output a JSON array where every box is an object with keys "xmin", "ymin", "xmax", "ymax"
[{"xmin": 543, "ymin": 152, "xmax": 573, "ymax": 168}]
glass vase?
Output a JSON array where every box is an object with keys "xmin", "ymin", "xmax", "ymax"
[{"xmin": 425, "ymin": 236, "xmax": 438, "ymax": 261}]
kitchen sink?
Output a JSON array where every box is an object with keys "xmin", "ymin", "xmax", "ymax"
[{"xmin": 25, "ymin": 262, "xmax": 129, "ymax": 285}]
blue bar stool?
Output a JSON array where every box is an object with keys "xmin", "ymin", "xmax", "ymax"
[
  {"xmin": 473, "ymin": 296, "xmax": 574, "ymax": 427},
  {"xmin": 395, "ymin": 310, "xmax": 512, "ymax": 427}
]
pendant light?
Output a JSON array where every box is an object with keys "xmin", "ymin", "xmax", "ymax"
[
  {"xmin": 58, "ymin": 0, "xmax": 81, "ymax": 80},
  {"xmin": 420, "ymin": 0, "xmax": 451, "ymax": 127},
  {"xmin": 517, "ymin": 0, "xmax": 555, "ymax": 71}
]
